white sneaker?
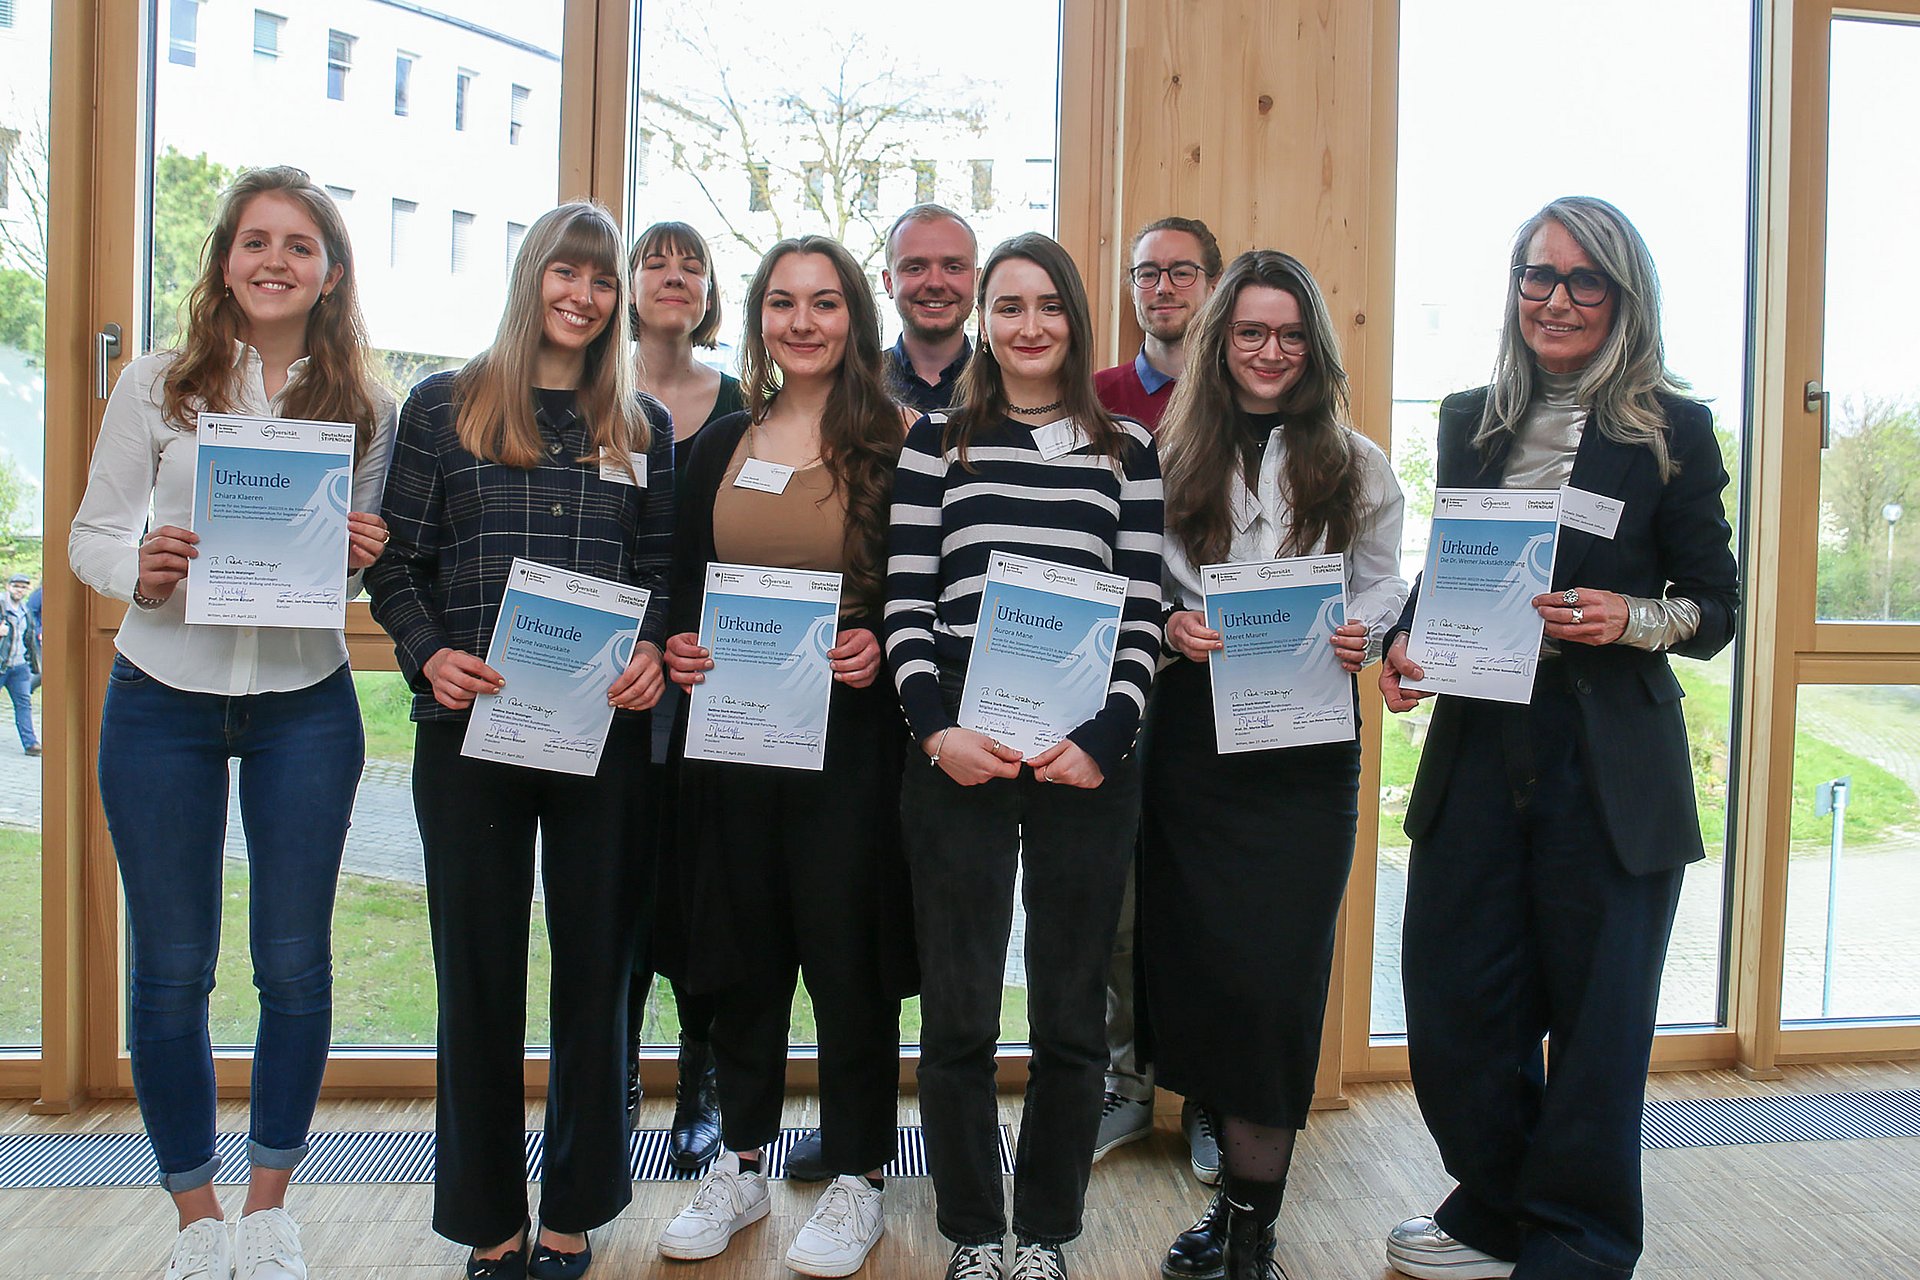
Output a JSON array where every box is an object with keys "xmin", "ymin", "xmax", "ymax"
[
  {"xmin": 165, "ymin": 1217, "xmax": 233, "ymax": 1280},
  {"xmin": 657, "ymin": 1149, "xmax": 770, "ymax": 1260},
  {"xmin": 1385, "ymin": 1216, "xmax": 1514, "ymax": 1279},
  {"xmin": 784, "ymin": 1175, "xmax": 885, "ymax": 1277},
  {"xmin": 233, "ymin": 1207, "xmax": 307, "ymax": 1280}
]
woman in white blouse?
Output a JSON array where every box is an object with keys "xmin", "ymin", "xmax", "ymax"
[
  {"xmin": 70, "ymin": 166, "xmax": 394, "ymax": 1280},
  {"xmin": 1143, "ymin": 250, "xmax": 1406, "ymax": 1280}
]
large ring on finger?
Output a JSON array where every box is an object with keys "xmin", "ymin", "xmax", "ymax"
[
  {"xmin": 1571, "ymin": 606, "xmax": 1584, "ymax": 624},
  {"xmin": 1562, "ymin": 588, "xmax": 1579, "ymax": 605}
]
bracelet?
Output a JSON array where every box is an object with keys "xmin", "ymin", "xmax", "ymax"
[
  {"xmin": 131, "ymin": 583, "xmax": 166, "ymax": 610},
  {"xmin": 929, "ymin": 727, "xmax": 954, "ymax": 767}
]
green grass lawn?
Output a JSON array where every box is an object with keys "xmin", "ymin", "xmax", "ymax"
[
  {"xmin": 0, "ymin": 829, "xmax": 40, "ymax": 1044},
  {"xmin": 352, "ymin": 670, "xmax": 417, "ymax": 764}
]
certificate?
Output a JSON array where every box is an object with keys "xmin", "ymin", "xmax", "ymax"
[
  {"xmin": 460, "ymin": 559, "xmax": 650, "ymax": 775},
  {"xmin": 958, "ymin": 551, "xmax": 1127, "ymax": 759},
  {"xmin": 185, "ymin": 413, "xmax": 357, "ymax": 627},
  {"xmin": 1404, "ymin": 487, "xmax": 1562, "ymax": 704},
  {"xmin": 1202, "ymin": 554, "xmax": 1354, "ymax": 753},
  {"xmin": 684, "ymin": 563, "xmax": 842, "ymax": 771}
]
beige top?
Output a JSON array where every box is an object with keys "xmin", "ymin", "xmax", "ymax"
[{"xmin": 713, "ymin": 429, "xmax": 851, "ymax": 581}]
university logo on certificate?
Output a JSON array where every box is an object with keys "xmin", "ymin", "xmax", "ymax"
[
  {"xmin": 957, "ymin": 551, "xmax": 1127, "ymax": 759},
  {"xmin": 461, "ymin": 559, "xmax": 651, "ymax": 775},
  {"xmin": 1202, "ymin": 554, "xmax": 1354, "ymax": 753},
  {"xmin": 185, "ymin": 413, "xmax": 357, "ymax": 627},
  {"xmin": 1404, "ymin": 487, "xmax": 1561, "ymax": 704},
  {"xmin": 684, "ymin": 563, "xmax": 842, "ymax": 771}
]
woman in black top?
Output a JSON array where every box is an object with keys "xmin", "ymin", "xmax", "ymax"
[{"xmin": 368, "ymin": 201, "xmax": 673, "ymax": 1280}]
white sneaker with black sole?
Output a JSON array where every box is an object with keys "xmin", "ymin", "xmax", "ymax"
[
  {"xmin": 1385, "ymin": 1216, "xmax": 1515, "ymax": 1279},
  {"xmin": 657, "ymin": 1149, "xmax": 770, "ymax": 1260},
  {"xmin": 1092, "ymin": 1091, "xmax": 1152, "ymax": 1161},
  {"xmin": 784, "ymin": 1175, "xmax": 885, "ymax": 1277}
]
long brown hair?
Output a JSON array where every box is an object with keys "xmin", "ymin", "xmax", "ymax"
[
  {"xmin": 161, "ymin": 166, "xmax": 381, "ymax": 458},
  {"xmin": 945, "ymin": 233, "xmax": 1126, "ymax": 466},
  {"xmin": 739, "ymin": 236, "xmax": 904, "ymax": 614},
  {"xmin": 1159, "ymin": 249, "xmax": 1367, "ymax": 568},
  {"xmin": 454, "ymin": 202, "xmax": 648, "ymax": 470},
  {"xmin": 626, "ymin": 220, "xmax": 724, "ymax": 348}
]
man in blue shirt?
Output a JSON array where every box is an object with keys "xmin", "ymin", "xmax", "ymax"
[
  {"xmin": 881, "ymin": 204, "xmax": 977, "ymax": 414},
  {"xmin": 3, "ymin": 574, "xmax": 40, "ymax": 756}
]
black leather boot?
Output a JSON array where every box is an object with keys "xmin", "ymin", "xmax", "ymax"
[
  {"xmin": 1160, "ymin": 1191, "xmax": 1227, "ymax": 1280},
  {"xmin": 1223, "ymin": 1197, "xmax": 1282, "ymax": 1280},
  {"xmin": 667, "ymin": 1036, "xmax": 722, "ymax": 1169},
  {"xmin": 624, "ymin": 1028, "xmax": 644, "ymax": 1130}
]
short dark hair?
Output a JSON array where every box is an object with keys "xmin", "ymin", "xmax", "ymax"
[
  {"xmin": 1129, "ymin": 216, "xmax": 1223, "ymax": 278},
  {"xmin": 627, "ymin": 220, "xmax": 724, "ymax": 348},
  {"xmin": 884, "ymin": 203, "xmax": 977, "ymax": 267}
]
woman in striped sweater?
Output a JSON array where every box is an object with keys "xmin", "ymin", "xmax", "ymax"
[{"xmin": 883, "ymin": 232, "xmax": 1164, "ymax": 1280}]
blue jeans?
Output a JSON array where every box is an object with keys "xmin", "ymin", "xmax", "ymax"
[
  {"xmin": 4, "ymin": 660, "xmax": 35, "ymax": 748},
  {"xmin": 98, "ymin": 656, "xmax": 363, "ymax": 1193}
]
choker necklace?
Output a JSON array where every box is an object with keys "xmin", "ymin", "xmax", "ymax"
[{"xmin": 1009, "ymin": 400, "xmax": 1064, "ymax": 416}]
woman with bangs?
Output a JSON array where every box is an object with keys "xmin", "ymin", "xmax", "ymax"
[
  {"xmin": 1146, "ymin": 250, "xmax": 1406, "ymax": 1280},
  {"xmin": 72, "ymin": 165, "xmax": 394, "ymax": 1280},
  {"xmin": 367, "ymin": 201, "xmax": 674, "ymax": 1280},
  {"xmin": 884, "ymin": 233, "xmax": 1164, "ymax": 1280},
  {"xmin": 653, "ymin": 235, "xmax": 913, "ymax": 1278},
  {"xmin": 620, "ymin": 219, "xmax": 745, "ymax": 1166}
]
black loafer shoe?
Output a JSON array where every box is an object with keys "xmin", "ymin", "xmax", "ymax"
[
  {"xmin": 467, "ymin": 1220, "xmax": 530, "ymax": 1280},
  {"xmin": 528, "ymin": 1228, "xmax": 592, "ymax": 1280},
  {"xmin": 1162, "ymin": 1191, "xmax": 1228, "ymax": 1280},
  {"xmin": 783, "ymin": 1127, "xmax": 830, "ymax": 1182}
]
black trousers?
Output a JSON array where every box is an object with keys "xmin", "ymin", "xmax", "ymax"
[
  {"xmin": 902, "ymin": 756, "xmax": 1139, "ymax": 1247},
  {"xmin": 413, "ymin": 718, "xmax": 650, "ymax": 1246},
  {"xmin": 1403, "ymin": 670, "xmax": 1685, "ymax": 1280}
]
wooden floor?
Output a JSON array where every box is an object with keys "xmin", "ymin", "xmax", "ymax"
[{"xmin": 4, "ymin": 1061, "xmax": 1917, "ymax": 1278}]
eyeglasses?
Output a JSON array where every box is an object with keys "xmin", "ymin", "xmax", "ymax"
[
  {"xmin": 1229, "ymin": 321, "xmax": 1309, "ymax": 355},
  {"xmin": 1129, "ymin": 261, "xmax": 1207, "ymax": 290},
  {"xmin": 1512, "ymin": 264, "xmax": 1613, "ymax": 308}
]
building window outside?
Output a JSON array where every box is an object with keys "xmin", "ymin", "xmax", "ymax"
[
  {"xmin": 324, "ymin": 184, "xmax": 354, "ymax": 205},
  {"xmin": 456, "ymin": 70, "xmax": 476, "ymax": 132},
  {"xmin": 0, "ymin": 128, "xmax": 16, "ymax": 209},
  {"xmin": 969, "ymin": 159, "xmax": 993, "ymax": 212},
  {"xmin": 451, "ymin": 210, "xmax": 474, "ymax": 273},
  {"xmin": 1025, "ymin": 157, "xmax": 1052, "ymax": 211},
  {"xmin": 390, "ymin": 198, "xmax": 417, "ymax": 268},
  {"xmin": 252, "ymin": 11, "xmax": 284, "ymax": 61},
  {"xmin": 327, "ymin": 30, "xmax": 354, "ymax": 101},
  {"xmin": 747, "ymin": 162, "xmax": 771, "ymax": 212},
  {"xmin": 913, "ymin": 159, "xmax": 936, "ymax": 206},
  {"xmin": 395, "ymin": 54, "xmax": 415, "ymax": 116},
  {"xmin": 857, "ymin": 161, "xmax": 880, "ymax": 213},
  {"xmin": 0, "ymin": 0, "xmax": 14, "ymax": 30},
  {"xmin": 634, "ymin": 129, "xmax": 653, "ymax": 186},
  {"xmin": 169, "ymin": 0, "xmax": 200, "ymax": 67},
  {"xmin": 802, "ymin": 160, "xmax": 826, "ymax": 210},
  {"xmin": 510, "ymin": 84, "xmax": 530, "ymax": 145},
  {"xmin": 506, "ymin": 221, "xmax": 528, "ymax": 277}
]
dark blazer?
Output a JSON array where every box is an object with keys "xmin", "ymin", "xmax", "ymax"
[{"xmin": 1395, "ymin": 386, "xmax": 1739, "ymax": 875}]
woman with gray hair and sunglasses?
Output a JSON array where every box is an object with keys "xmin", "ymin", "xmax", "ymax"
[{"xmin": 1377, "ymin": 197, "xmax": 1738, "ymax": 1280}]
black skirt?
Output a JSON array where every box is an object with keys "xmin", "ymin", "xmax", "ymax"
[{"xmin": 1139, "ymin": 656, "xmax": 1361, "ymax": 1128}]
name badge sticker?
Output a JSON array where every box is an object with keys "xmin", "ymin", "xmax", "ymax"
[
  {"xmin": 1030, "ymin": 418, "xmax": 1089, "ymax": 461},
  {"xmin": 598, "ymin": 450, "xmax": 649, "ymax": 488},
  {"xmin": 1559, "ymin": 485, "xmax": 1624, "ymax": 540},
  {"xmin": 734, "ymin": 457, "xmax": 795, "ymax": 494}
]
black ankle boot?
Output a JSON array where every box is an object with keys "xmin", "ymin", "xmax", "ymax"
[
  {"xmin": 624, "ymin": 1029, "xmax": 644, "ymax": 1130},
  {"xmin": 667, "ymin": 1036, "xmax": 721, "ymax": 1169},
  {"xmin": 1223, "ymin": 1198, "xmax": 1281, "ymax": 1280},
  {"xmin": 1160, "ymin": 1191, "xmax": 1228, "ymax": 1280}
]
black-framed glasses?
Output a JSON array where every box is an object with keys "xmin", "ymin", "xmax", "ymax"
[
  {"xmin": 1512, "ymin": 264, "xmax": 1613, "ymax": 308},
  {"xmin": 1129, "ymin": 260, "xmax": 1206, "ymax": 289},
  {"xmin": 1228, "ymin": 321, "xmax": 1309, "ymax": 355}
]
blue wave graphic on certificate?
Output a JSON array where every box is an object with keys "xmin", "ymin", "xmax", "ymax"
[
  {"xmin": 195, "ymin": 444, "xmax": 349, "ymax": 613},
  {"xmin": 686, "ymin": 591, "xmax": 839, "ymax": 769},
  {"xmin": 1408, "ymin": 506, "xmax": 1559, "ymax": 703},
  {"xmin": 469, "ymin": 589, "xmax": 635, "ymax": 770},
  {"xmin": 959, "ymin": 583, "xmax": 1122, "ymax": 758},
  {"xmin": 286, "ymin": 464, "xmax": 353, "ymax": 554},
  {"xmin": 1205, "ymin": 581, "xmax": 1352, "ymax": 753}
]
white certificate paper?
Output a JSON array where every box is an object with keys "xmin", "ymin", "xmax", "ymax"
[
  {"xmin": 185, "ymin": 413, "xmax": 357, "ymax": 627},
  {"xmin": 685, "ymin": 563, "xmax": 842, "ymax": 771},
  {"xmin": 460, "ymin": 559, "xmax": 650, "ymax": 775},
  {"xmin": 958, "ymin": 551, "xmax": 1127, "ymax": 759},
  {"xmin": 1404, "ymin": 488, "xmax": 1562, "ymax": 704},
  {"xmin": 1202, "ymin": 554, "xmax": 1354, "ymax": 753}
]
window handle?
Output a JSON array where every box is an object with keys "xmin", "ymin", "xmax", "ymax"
[
  {"xmin": 95, "ymin": 323, "xmax": 123, "ymax": 401},
  {"xmin": 1806, "ymin": 379, "xmax": 1831, "ymax": 449}
]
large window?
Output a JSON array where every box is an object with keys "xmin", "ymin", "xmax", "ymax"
[{"xmin": 1377, "ymin": 0, "xmax": 1754, "ymax": 1036}]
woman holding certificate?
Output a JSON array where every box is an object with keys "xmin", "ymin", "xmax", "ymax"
[
  {"xmin": 885, "ymin": 232, "xmax": 1164, "ymax": 1280},
  {"xmin": 1376, "ymin": 197, "xmax": 1738, "ymax": 1280},
  {"xmin": 1147, "ymin": 250, "xmax": 1407, "ymax": 1280},
  {"xmin": 71, "ymin": 166, "xmax": 394, "ymax": 1280},
  {"xmin": 653, "ymin": 234, "xmax": 911, "ymax": 1277},
  {"xmin": 366, "ymin": 201, "xmax": 673, "ymax": 1280}
]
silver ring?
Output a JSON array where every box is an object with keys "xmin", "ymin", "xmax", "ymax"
[
  {"xmin": 1571, "ymin": 607, "xmax": 1584, "ymax": 624},
  {"xmin": 1562, "ymin": 588, "xmax": 1579, "ymax": 606}
]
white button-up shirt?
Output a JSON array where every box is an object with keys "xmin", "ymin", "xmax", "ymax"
[
  {"xmin": 1163, "ymin": 424, "xmax": 1410, "ymax": 652},
  {"xmin": 70, "ymin": 344, "xmax": 397, "ymax": 695}
]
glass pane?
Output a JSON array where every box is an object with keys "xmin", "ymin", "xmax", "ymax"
[
  {"xmin": 0, "ymin": 0, "xmax": 50, "ymax": 1049},
  {"xmin": 1782, "ymin": 684, "xmax": 1920, "ymax": 1022},
  {"xmin": 1814, "ymin": 18, "xmax": 1920, "ymax": 623},
  {"xmin": 1376, "ymin": 0, "xmax": 1752, "ymax": 1036}
]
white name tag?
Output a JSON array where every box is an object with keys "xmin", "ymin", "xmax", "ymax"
[
  {"xmin": 598, "ymin": 450, "xmax": 649, "ymax": 487},
  {"xmin": 734, "ymin": 457, "xmax": 795, "ymax": 494},
  {"xmin": 1559, "ymin": 485, "xmax": 1623, "ymax": 539},
  {"xmin": 1030, "ymin": 418, "xmax": 1089, "ymax": 460}
]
